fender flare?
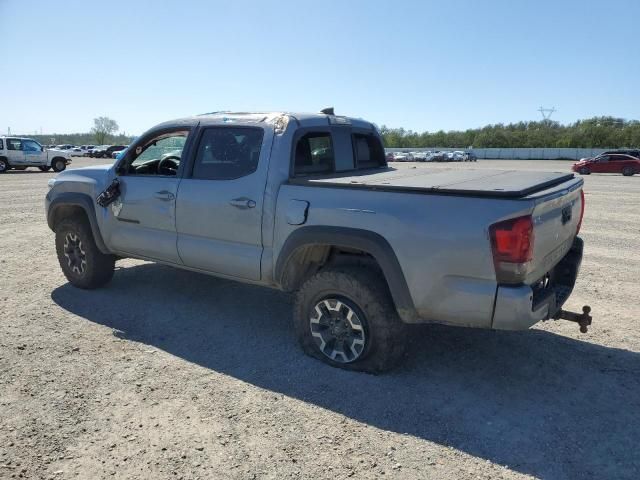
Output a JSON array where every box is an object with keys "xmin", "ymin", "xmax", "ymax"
[
  {"xmin": 275, "ymin": 226, "xmax": 417, "ymax": 322},
  {"xmin": 47, "ymin": 192, "xmax": 110, "ymax": 254}
]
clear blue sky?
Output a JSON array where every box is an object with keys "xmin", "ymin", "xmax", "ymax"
[{"xmin": 1, "ymin": 0, "xmax": 639, "ymax": 136}]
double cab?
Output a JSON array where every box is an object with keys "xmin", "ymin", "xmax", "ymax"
[{"xmin": 45, "ymin": 111, "xmax": 589, "ymax": 372}]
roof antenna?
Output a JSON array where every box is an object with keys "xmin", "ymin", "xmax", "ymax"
[{"xmin": 320, "ymin": 107, "xmax": 334, "ymax": 115}]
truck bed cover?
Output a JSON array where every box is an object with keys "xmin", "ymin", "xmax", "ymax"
[{"xmin": 289, "ymin": 168, "xmax": 576, "ymax": 199}]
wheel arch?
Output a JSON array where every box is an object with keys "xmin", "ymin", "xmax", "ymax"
[
  {"xmin": 49, "ymin": 156, "xmax": 67, "ymax": 166},
  {"xmin": 275, "ymin": 226, "xmax": 417, "ymax": 322},
  {"xmin": 47, "ymin": 193, "xmax": 110, "ymax": 254}
]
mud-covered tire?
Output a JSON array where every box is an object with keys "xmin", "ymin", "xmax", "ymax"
[
  {"xmin": 622, "ymin": 166, "xmax": 635, "ymax": 177},
  {"xmin": 293, "ymin": 266, "xmax": 407, "ymax": 373},
  {"xmin": 55, "ymin": 217, "xmax": 115, "ymax": 289},
  {"xmin": 52, "ymin": 158, "xmax": 66, "ymax": 172},
  {"xmin": 39, "ymin": 165, "xmax": 51, "ymax": 172}
]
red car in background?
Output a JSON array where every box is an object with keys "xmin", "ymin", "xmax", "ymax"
[{"xmin": 572, "ymin": 153, "xmax": 640, "ymax": 176}]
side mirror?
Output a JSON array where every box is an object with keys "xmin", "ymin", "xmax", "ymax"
[{"xmin": 41, "ymin": 146, "xmax": 44, "ymax": 152}]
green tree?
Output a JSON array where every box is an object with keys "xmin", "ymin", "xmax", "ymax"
[{"xmin": 91, "ymin": 117, "xmax": 119, "ymax": 145}]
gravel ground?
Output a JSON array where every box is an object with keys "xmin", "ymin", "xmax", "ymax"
[{"xmin": 1, "ymin": 158, "xmax": 639, "ymax": 480}]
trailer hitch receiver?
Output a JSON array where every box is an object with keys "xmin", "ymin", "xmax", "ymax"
[{"xmin": 553, "ymin": 305, "xmax": 592, "ymax": 333}]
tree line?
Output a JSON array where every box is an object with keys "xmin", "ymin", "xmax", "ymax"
[{"xmin": 380, "ymin": 117, "xmax": 640, "ymax": 149}]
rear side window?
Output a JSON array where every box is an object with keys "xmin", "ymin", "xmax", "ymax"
[
  {"xmin": 293, "ymin": 132, "xmax": 334, "ymax": 175},
  {"xmin": 7, "ymin": 139, "xmax": 22, "ymax": 150},
  {"xmin": 192, "ymin": 127, "xmax": 264, "ymax": 180},
  {"xmin": 353, "ymin": 134, "xmax": 385, "ymax": 169},
  {"xmin": 0, "ymin": 139, "xmax": 3, "ymax": 149}
]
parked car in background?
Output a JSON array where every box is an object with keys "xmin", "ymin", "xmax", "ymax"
[
  {"xmin": 0, "ymin": 136, "xmax": 72, "ymax": 172},
  {"xmin": 103, "ymin": 145, "xmax": 127, "ymax": 159},
  {"xmin": 464, "ymin": 151, "xmax": 478, "ymax": 162},
  {"xmin": 55, "ymin": 144, "xmax": 75, "ymax": 151},
  {"xmin": 412, "ymin": 151, "xmax": 429, "ymax": 162},
  {"xmin": 573, "ymin": 153, "xmax": 640, "ymax": 176},
  {"xmin": 392, "ymin": 151, "xmax": 413, "ymax": 162},
  {"xmin": 89, "ymin": 145, "xmax": 111, "ymax": 158},
  {"xmin": 385, "ymin": 152, "xmax": 395, "ymax": 162}
]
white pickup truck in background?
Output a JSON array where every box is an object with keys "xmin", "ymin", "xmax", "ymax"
[{"xmin": 0, "ymin": 136, "xmax": 72, "ymax": 173}]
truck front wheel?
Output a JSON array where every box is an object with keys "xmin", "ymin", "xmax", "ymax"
[
  {"xmin": 293, "ymin": 266, "xmax": 406, "ymax": 373},
  {"xmin": 55, "ymin": 217, "xmax": 115, "ymax": 289}
]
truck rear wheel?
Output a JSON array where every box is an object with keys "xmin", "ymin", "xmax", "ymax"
[
  {"xmin": 52, "ymin": 158, "xmax": 66, "ymax": 172},
  {"xmin": 0, "ymin": 159, "xmax": 9, "ymax": 173},
  {"xmin": 39, "ymin": 166, "xmax": 51, "ymax": 172},
  {"xmin": 293, "ymin": 266, "xmax": 406, "ymax": 373},
  {"xmin": 55, "ymin": 217, "xmax": 115, "ymax": 289}
]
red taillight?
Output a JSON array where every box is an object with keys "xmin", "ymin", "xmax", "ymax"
[
  {"xmin": 490, "ymin": 215, "xmax": 534, "ymax": 264},
  {"xmin": 576, "ymin": 189, "xmax": 585, "ymax": 235}
]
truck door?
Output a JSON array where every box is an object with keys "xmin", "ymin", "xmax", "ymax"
[
  {"xmin": 5, "ymin": 138, "xmax": 25, "ymax": 165},
  {"xmin": 22, "ymin": 139, "xmax": 47, "ymax": 165},
  {"xmin": 105, "ymin": 129, "xmax": 190, "ymax": 264},
  {"xmin": 176, "ymin": 126, "xmax": 272, "ymax": 281}
]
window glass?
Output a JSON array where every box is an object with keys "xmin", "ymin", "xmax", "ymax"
[
  {"xmin": 193, "ymin": 127, "xmax": 264, "ymax": 180},
  {"xmin": 7, "ymin": 139, "xmax": 23, "ymax": 151},
  {"xmin": 353, "ymin": 134, "xmax": 385, "ymax": 169},
  {"xmin": 294, "ymin": 132, "xmax": 334, "ymax": 175},
  {"xmin": 23, "ymin": 140, "xmax": 41, "ymax": 152},
  {"xmin": 0, "ymin": 139, "xmax": 3, "ymax": 149},
  {"xmin": 127, "ymin": 131, "xmax": 188, "ymax": 176}
]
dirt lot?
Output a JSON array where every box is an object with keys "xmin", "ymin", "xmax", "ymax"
[{"xmin": 1, "ymin": 158, "xmax": 639, "ymax": 480}]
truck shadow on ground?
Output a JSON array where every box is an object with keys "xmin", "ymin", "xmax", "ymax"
[{"xmin": 51, "ymin": 263, "xmax": 640, "ymax": 479}]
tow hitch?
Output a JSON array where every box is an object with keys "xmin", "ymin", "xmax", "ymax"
[{"xmin": 553, "ymin": 306, "xmax": 592, "ymax": 333}]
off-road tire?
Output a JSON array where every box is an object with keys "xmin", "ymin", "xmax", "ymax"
[
  {"xmin": 55, "ymin": 217, "xmax": 115, "ymax": 289},
  {"xmin": 293, "ymin": 266, "xmax": 407, "ymax": 373},
  {"xmin": 39, "ymin": 165, "xmax": 51, "ymax": 172},
  {"xmin": 622, "ymin": 166, "xmax": 635, "ymax": 176},
  {"xmin": 52, "ymin": 158, "xmax": 66, "ymax": 172},
  {"xmin": 579, "ymin": 167, "xmax": 590, "ymax": 175}
]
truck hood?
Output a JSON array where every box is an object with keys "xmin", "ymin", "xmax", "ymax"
[
  {"xmin": 293, "ymin": 168, "xmax": 576, "ymax": 199},
  {"xmin": 50, "ymin": 164, "xmax": 114, "ymax": 194}
]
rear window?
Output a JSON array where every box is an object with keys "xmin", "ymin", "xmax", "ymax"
[
  {"xmin": 353, "ymin": 134, "xmax": 385, "ymax": 169},
  {"xmin": 293, "ymin": 132, "xmax": 334, "ymax": 175}
]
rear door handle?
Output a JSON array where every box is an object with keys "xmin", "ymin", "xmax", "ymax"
[
  {"xmin": 154, "ymin": 190, "xmax": 175, "ymax": 201},
  {"xmin": 229, "ymin": 197, "xmax": 256, "ymax": 209}
]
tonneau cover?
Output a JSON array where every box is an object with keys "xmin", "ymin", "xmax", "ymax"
[{"xmin": 289, "ymin": 168, "xmax": 576, "ymax": 199}]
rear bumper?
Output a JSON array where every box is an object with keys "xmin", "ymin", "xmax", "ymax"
[{"xmin": 492, "ymin": 236, "xmax": 583, "ymax": 330}]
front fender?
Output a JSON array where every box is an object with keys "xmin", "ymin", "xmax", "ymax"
[{"xmin": 46, "ymin": 192, "xmax": 110, "ymax": 254}]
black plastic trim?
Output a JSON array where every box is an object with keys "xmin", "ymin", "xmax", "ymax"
[
  {"xmin": 276, "ymin": 226, "xmax": 417, "ymax": 322},
  {"xmin": 47, "ymin": 192, "xmax": 110, "ymax": 254}
]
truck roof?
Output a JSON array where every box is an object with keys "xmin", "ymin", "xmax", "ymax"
[{"xmin": 152, "ymin": 111, "xmax": 377, "ymax": 131}]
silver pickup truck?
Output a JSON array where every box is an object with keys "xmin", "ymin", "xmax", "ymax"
[{"xmin": 45, "ymin": 111, "xmax": 590, "ymax": 372}]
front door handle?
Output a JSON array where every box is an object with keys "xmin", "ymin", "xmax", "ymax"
[
  {"xmin": 229, "ymin": 197, "xmax": 256, "ymax": 209},
  {"xmin": 154, "ymin": 190, "xmax": 175, "ymax": 201}
]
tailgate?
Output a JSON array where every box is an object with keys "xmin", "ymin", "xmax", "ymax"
[{"xmin": 525, "ymin": 179, "xmax": 584, "ymax": 284}]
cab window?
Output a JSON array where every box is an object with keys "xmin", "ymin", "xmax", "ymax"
[
  {"xmin": 293, "ymin": 132, "xmax": 334, "ymax": 175},
  {"xmin": 7, "ymin": 139, "xmax": 23, "ymax": 150},
  {"xmin": 353, "ymin": 134, "xmax": 385, "ymax": 169},
  {"xmin": 125, "ymin": 131, "xmax": 189, "ymax": 176},
  {"xmin": 192, "ymin": 127, "xmax": 264, "ymax": 180},
  {"xmin": 0, "ymin": 139, "xmax": 3, "ymax": 149}
]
